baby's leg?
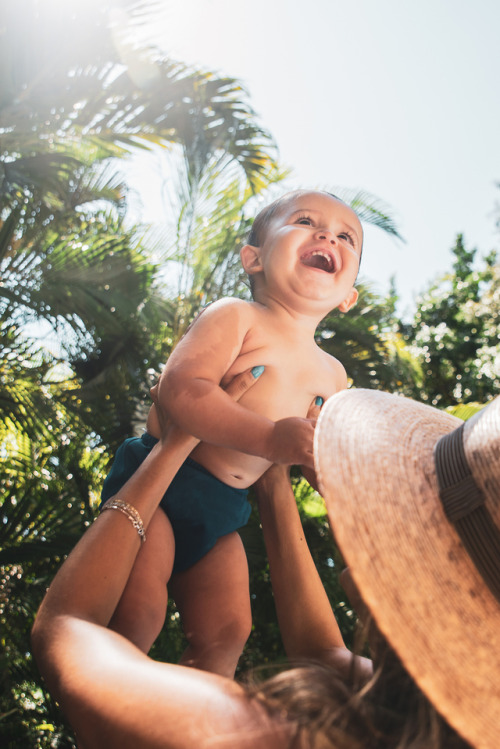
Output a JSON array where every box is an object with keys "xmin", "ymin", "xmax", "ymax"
[
  {"xmin": 170, "ymin": 531, "xmax": 251, "ymax": 678},
  {"xmin": 108, "ymin": 507, "xmax": 175, "ymax": 653}
]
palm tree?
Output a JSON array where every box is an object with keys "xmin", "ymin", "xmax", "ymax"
[
  {"xmin": 1, "ymin": 0, "xmax": 279, "ymax": 438},
  {"xmin": 1, "ymin": 0, "xmax": 275, "ymax": 205},
  {"xmin": 1, "ymin": 3, "xmax": 280, "ymax": 745}
]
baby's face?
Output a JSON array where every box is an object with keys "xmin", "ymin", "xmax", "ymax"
[{"xmin": 255, "ymin": 192, "xmax": 363, "ymax": 315}]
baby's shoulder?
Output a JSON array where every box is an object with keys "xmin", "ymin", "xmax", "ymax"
[
  {"xmin": 181, "ymin": 298, "xmax": 261, "ymax": 348},
  {"xmin": 202, "ymin": 297, "xmax": 255, "ymax": 318},
  {"xmin": 187, "ymin": 298, "xmax": 256, "ymax": 331}
]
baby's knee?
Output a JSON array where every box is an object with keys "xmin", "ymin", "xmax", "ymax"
[
  {"xmin": 221, "ymin": 609, "xmax": 252, "ymax": 650},
  {"xmin": 188, "ymin": 609, "xmax": 251, "ymax": 653},
  {"xmin": 110, "ymin": 584, "xmax": 167, "ymax": 653}
]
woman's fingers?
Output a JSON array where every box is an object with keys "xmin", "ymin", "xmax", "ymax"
[
  {"xmin": 306, "ymin": 395, "xmax": 323, "ymax": 422},
  {"xmin": 151, "ymin": 366, "xmax": 264, "ymax": 413},
  {"xmin": 222, "ymin": 365, "xmax": 264, "ymax": 401},
  {"xmin": 299, "ymin": 396, "xmax": 324, "ymax": 491}
]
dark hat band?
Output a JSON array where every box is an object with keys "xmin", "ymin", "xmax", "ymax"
[{"xmin": 435, "ymin": 422, "xmax": 500, "ymax": 604}]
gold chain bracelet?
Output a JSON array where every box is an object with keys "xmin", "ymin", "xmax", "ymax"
[{"xmin": 101, "ymin": 498, "xmax": 146, "ymax": 544}]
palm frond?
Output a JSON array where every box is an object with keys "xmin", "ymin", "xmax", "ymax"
[
  {"xmin": 0, "ymin": 326, "xmax": 60, "ymax": 437},
  {"xmin": 333, "ymin": 187, "xmax": 405, "ymax": 241}
]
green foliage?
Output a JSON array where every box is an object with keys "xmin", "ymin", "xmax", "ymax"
[
  {"xmin": 402, "ymin": 234, "xmax": 500, "ymax": 406},
  {"xmin": 1, "ymin": 0, "xmax": 276, "ymax": 204},
  {"xmin": 318, "ymin": 283, "xmax": 419, "ymax": 393},
  {"xmin": 445, "ymin": 402, "xmax": 486, "ymax": 421},
  {"xmin": 0, "ymin": 416, "xmax": 101, "ymax": 749}
]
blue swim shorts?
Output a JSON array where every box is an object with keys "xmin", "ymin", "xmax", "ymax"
[{"xmin": 100, "ymin": 433, "xmax": 251, "ymax": 573}]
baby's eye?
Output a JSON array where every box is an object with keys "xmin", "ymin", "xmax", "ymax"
[
  {"xmin": 296, "ymin": 215, "xmax": 313, "ymax": 226},
  {"xmin": 338, "ymin": 232, "xmax": 355, "ymax": 247}
]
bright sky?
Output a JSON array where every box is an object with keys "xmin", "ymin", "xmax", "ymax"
[{"xmin": 131, "ymin": 0, "xmax": 500, "ymax": 317}]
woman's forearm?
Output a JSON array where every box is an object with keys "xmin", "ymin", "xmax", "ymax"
[
  {"xmin": 33, "ymin": 436, "xmax": 194, "ymax": 633},
  {"xmin": 255, "ymin": 467, "xmax": 346, "ymax": 660},
  {"xmin": 256, "ymin": 467, "xmax": 373, "ymax": 682}
]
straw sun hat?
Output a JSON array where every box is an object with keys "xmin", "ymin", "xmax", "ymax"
[{"xmin": 314, "ymin": 389, "xmax": 500, "ymax": 749}]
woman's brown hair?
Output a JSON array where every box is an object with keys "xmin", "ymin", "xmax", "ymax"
[{"xmin": 247, "ymin": 634, "xmax": 472, "ymax": 749}]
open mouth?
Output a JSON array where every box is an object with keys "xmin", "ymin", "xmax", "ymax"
[{"xmin": 300, "ymin": 249, "xmax": 336, "ymax": 273}]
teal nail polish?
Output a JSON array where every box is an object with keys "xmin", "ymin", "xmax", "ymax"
[
  {"xmin": 315, "ymin": 396, "xmax": 324, "ymax": 406},
  {"xmin": 251, "ymin": 365, "xmax": 265, "ymax": 378}
]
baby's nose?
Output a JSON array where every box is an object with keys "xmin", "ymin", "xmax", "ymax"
[{"xmin": 314, "ymin": 228, "xmax": 336, "ymax": 244}]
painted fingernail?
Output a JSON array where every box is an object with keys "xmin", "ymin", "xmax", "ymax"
[
  {"xmin": 315, "ymin": 396, "xmax": 324, "ymax": 406},
  {"xmin": 251, "ymin": 365, "xmax": 265, "ymax": 378}
]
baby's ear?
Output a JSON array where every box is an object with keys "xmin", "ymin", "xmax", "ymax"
[
  {"xmin": 338, "ymin": 287, "xmax": 358, "ymax": 313},
  {"xmin": 240, "ymin": 244, "xmax": 263, "ymax": 274}
]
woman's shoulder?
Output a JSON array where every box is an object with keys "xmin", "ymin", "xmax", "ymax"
[{"xmin": 46, "ymin": 618, "xmax": 294, "ymax": 749}]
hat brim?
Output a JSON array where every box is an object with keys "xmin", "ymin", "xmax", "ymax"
[{"xmin": 314, "ymin": 389, "xmax": 500, "ymax": 749}]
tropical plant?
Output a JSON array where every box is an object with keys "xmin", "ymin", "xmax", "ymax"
[
  {"xmin": 0, "ymin": 405, "xmax": 102, "ymax": 747},
  {"xmin": 317, "ymin": 281, "xmax": 419, "ymax": 394},
  {"xmin": 1, "ymin": 0, "xmax": 279, "ymax": 440}
]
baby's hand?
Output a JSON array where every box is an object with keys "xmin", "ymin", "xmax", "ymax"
[{"xmin": 265, "ymin": 416, "xmax": 316, "ymax": 469}]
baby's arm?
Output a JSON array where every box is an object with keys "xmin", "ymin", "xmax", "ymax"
[{"xmin": 157, "ymin": 299, "xmax": 315, "ymax": 468}]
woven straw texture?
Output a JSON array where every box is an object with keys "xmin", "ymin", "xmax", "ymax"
[{"xmin": 314, "ymin": 389, "xmax": 500, "ymax": 749}]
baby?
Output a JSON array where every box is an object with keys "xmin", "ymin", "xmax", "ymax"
[{"xmin": 101, "ymin": 189, "xmax": 363, "ymax": 677}]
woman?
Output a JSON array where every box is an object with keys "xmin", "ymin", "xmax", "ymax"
[{"xmin": 31, "ymin": 383, "xmax": 500, "ymax": 748}]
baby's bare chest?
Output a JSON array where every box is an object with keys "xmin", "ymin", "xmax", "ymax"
[{"xmin": 222, "ymin": 328, "xmax": 337, "ymax": 420}]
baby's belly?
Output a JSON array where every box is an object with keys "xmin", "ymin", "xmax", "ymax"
[
  {"xmin": 189, "ymin": 443, "xmax": 271, "ymax": 488},
  {"xmin": 145, "ymin": 406, "xmax": 271, "ymax": 488}
]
